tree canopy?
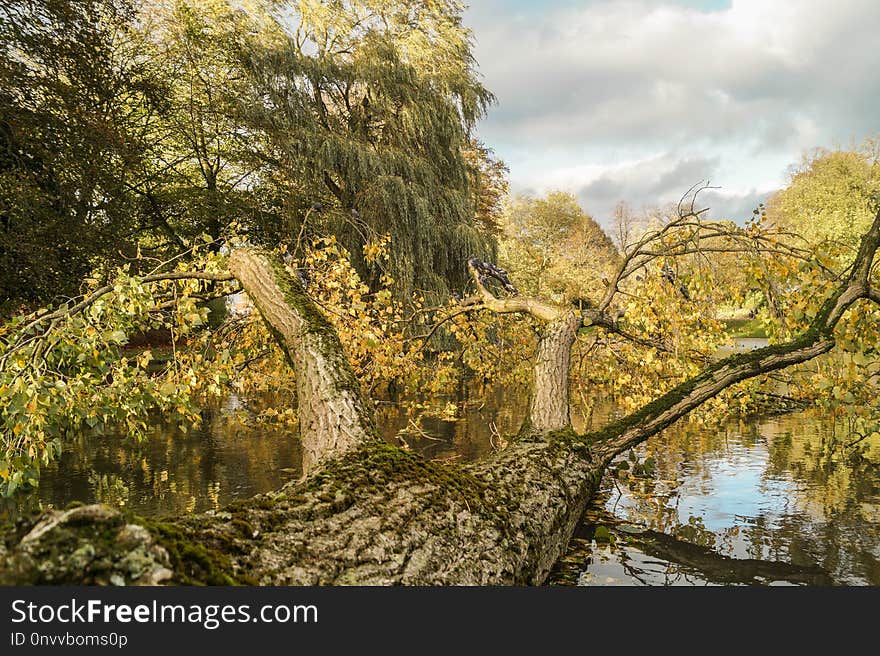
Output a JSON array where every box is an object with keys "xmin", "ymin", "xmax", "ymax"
[
  {"xmin": 0, "ymin": 0, "xmax": 159, "ymax": 305},
  {"xmin": 0, "ymin": 0, "xmax": 498, "ymax": 309},
  {"xmin": 498, "ymin": 191, "xmax": 618, "ymax": 302},
  {"xmin": 766, "ymin": 139, "xmax": 880, "ymax": 249},
  {"xmin": 239, "ymin": 0, "xmax": 495, "ymax": 296}
]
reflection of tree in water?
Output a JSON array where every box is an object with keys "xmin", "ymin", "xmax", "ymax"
[
  {"xmin": 0, "ymin": 402, "xmax": 302, "ymax": 521},
  {"xmin": 760, "ymin": 414, "xmax": 880, "ymax": 583},
  {"xmin": 558, "ymin": 409, "xmax": 880, "ymax": 585},
  {"xmin": 1, "ymin": 383, "xmax": 530, "ymax": 523},
  {"xmin": 88, "ymin": 472, "xmax": 130, "ymax": 509},
  {"xmin": 672, "ymin": 516, "xmax": 716, "ymax": 549},
  {"xmin": 2, "ymin": 383, "xmax": 529, "ymax": 524},
  {"xmin": 375, "ymin": 381, "xmax": 532, "ymax": 462},
  {"xmin": 553, "ymin": 503, "xmax": 832, "ymax": 586}
]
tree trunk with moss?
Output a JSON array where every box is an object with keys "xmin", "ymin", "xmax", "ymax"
[
  {"xmin": 2, "ymin": 210, "xmax": 880, "ymax": 585},
  {"xmin": 227, "ymin": 250, "xmax": 376, "ymax": 473}
]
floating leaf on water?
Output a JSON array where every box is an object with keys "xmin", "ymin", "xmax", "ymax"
[
  {"xmin": 616, "ymin": 524, "xmax": 646, "ymax": 534},
  {"xmin": 594, "ymin": 525, "xmax": 611, "ymax": 541}
]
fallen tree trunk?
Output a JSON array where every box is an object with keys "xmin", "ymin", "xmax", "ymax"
[
  {"xmin": 2, "ymin": 210, "xmax": 880, "ymax": 585},
  {"xmin": 0, "ymin": 429, "xmax": 603, "ymax": 585}
]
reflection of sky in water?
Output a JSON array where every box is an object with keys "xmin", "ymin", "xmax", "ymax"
[
  {"xmin": 610, "ymin": 431, "xmax": 807, "ymax": 563},
  {"xmin": 556, "ymin": 409, "xmax": 880, "ymax": 585},
  {"xmin": 674, "ymin": 443, "xmax": 798, "ymax": 534}
]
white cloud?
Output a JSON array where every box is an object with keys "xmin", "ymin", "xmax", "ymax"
[{"xmin": 465, "ymin": 0, "xmax": 880, "ymax": 227}]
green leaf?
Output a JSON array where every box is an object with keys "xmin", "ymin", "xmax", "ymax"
[{"xmin": 108, "ymin": 330, "xmax": 127, "ymax": 344}]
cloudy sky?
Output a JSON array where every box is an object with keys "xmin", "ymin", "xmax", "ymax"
[{"xmin": 463, "ymin": 0, "xmax": 880, "ymax": 228}]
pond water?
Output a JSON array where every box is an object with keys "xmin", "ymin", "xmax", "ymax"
[
  {"xmin": 549, "ymin": 410, "xmax": 880, "ymax": 586},
  {"xmin": 2, "ymin": 376, "xmax": 879, "ymax": 586},
  {"xmin": 0, "ymin": 384, "xmax": 523, "ymax": 521}
]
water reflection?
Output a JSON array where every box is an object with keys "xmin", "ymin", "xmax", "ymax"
[
  {"xmin": 0, "ymin": 385, "xmax": 529, "ymax": 522},
  {"xmin": 0, "ymin": 397, "xmax": 303, "ymax": 520},
  {"xmin": 375, "ymin": 383, "xmax": 529, "ymax": 462},
  {"xmin": 551, "ymin": 411, "xmax": 880, "ymax": 585},
  {"xmin": 2, "ymin": 383, "xmax": 878, "ymax": 586}
]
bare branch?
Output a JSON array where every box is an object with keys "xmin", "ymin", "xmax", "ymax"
[{"xmin": 598, "ymin": 182, "xmax": 833, "ymax": 312}]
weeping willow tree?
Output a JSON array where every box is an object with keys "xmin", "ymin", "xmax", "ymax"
[{"xmin": 239, "ymin": 0, "xmax": 497, "ymax": 297}]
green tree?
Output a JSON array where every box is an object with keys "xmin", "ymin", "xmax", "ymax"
[
  {"xmin": 1, "ymin": 0, "xmax": 495, "ymax": 307},
  {"xmin": 766, "ymin": 140, "xmax": 880, "ymax": 249},
  {"xmin": 127, "ymin": 0, "xmax": 283, "ymax": 253},
  {"xmin": 0, "ymin": 0, "xmax": 160, "ymax": 306},
  {"xmin": 238, "ymin": 0, "xmax": 496, "ymax": 297},
  {"xmin": 499, "ymin": 191, "xmax": 618, "ymax": 302}
]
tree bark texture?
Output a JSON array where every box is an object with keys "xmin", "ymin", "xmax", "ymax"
[
  {"xmin": 528, "ymin": 310, "xmax": 581, "ymax": 432},
  {"xmin": 227, "ymin": 249, "xmax": 376, "ymax": 472}
]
